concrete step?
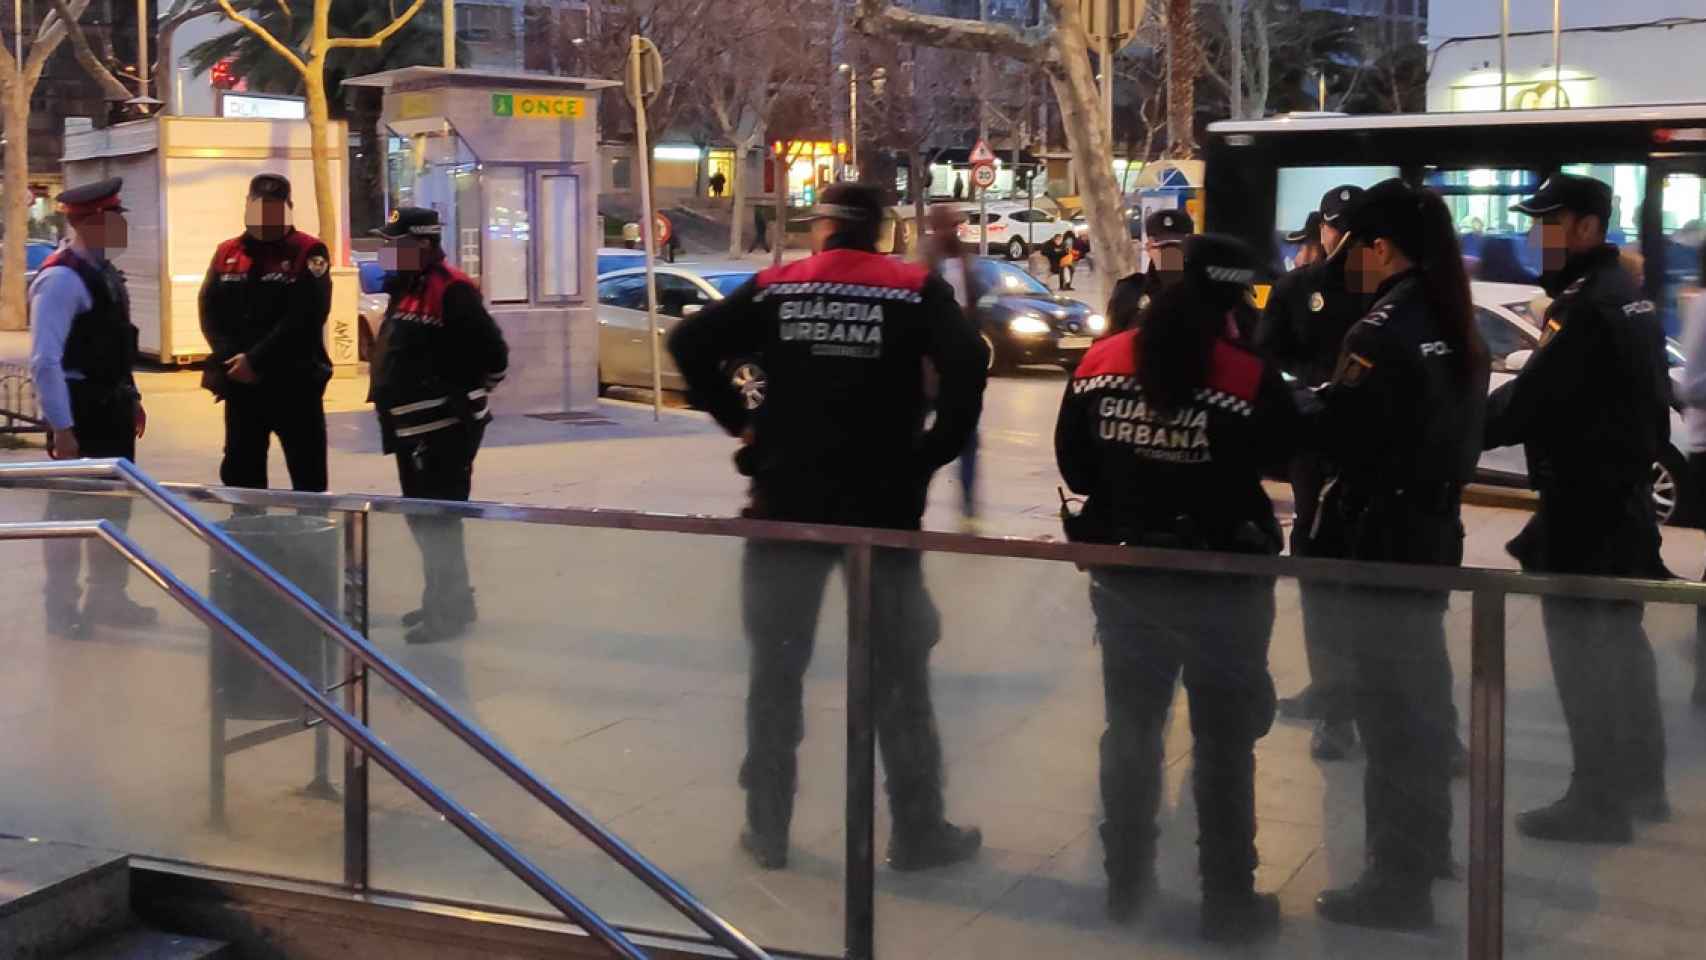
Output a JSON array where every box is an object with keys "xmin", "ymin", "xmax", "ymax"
[
  {"xmin": 0, "ymin": 837, "xmax": 131, "ymax": 959},
  {"xmin": 58, "ymin": 928, "xmax": 231, "ymax": 959}
]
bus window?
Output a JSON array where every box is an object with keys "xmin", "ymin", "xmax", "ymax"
[
  {"xmin": 1425, "ymin": 168, "xmax": 1543, "ymax": 284},
  {"xmin": 1658, "ymin": 169, "xmax": 1705, "ymax": 335},
  {"xmin": 1273, "ymin": 165, "xmax": 1397, "ymax": 267},
  {"xmin": 1560, "ymin": 164, "xmax": 1647, "ymax": 249}
]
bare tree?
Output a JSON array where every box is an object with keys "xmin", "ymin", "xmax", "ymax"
[
  {"xmin": 1200, "ymin": 0, "xmax": 1273, "ymax": 120},
  {"xmin": 1162, "ymin": 0, "xmax": 1197, "ymax": 158},
  {"xmin": 212, "ymin": 0, "xmax": 429, "ymax": 260},
  {"xmin": 855, "ymin": 0, "xmax": 1142, "ymax": 281},
  {"xmin": 0, "ymin": 1, "xmax": 88, "ymax": 330}
]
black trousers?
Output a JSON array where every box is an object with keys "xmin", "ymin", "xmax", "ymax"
[
  {"xmin": 393, "ymin": 421, "xmax": 484, "ymax": 619},
  {"xmin": 44, "ymin": 383, "xmax": 138, "ymax": 615},
  {"xmin": 219, "ymin": 385, "xmax": 329, "ymax": 492},
  {"xmin": 1290, "ymin": 455, "xmax": 1357, "ymax": 727},
  {"xmin": 1089, "ymin": 568, "xmax": 1277, "ymax": 896},
  {"xmin": 740, "ymin": 541, "xmax": 946, "ymax": 840}
]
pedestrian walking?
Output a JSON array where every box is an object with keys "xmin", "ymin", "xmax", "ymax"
[
  {"xmin": 709, "ymin": 169, "xmax": 726, "ymax": 198},
  {"xmin": 1310, "ymin": 179, "xmax": 1488, "ymax": 932},
  {"xmin": 198, "ymin": 174, "xmax": 334, "ymax": 492},
  {"xmin": 953, "ymin": 172, "xmax": 966, "ymax": 200},
  {"xmin": 747, "ymin": 204, "xmax": 771, "ymax": 254},
  {"xmin": 29, "ymin": 177, "xmax": 155, "ymax": 638},
  {"xmin": 368, "ymin": 208, "xmax": 510, "ymax": 645},
  {"xmin": 926, "ymin": 204, "xmax": 985, "ymax": 532},
  {"xmin": 669, "ymin": 182, "xmax": 988, "ymax": 874},
  {"xmin": 1055, "ymin": 234, "xmax": 1296, "ymax": 942},
  {"xmin": 1105, "ymin": 209, "xmax": 1193, "ymax": 333},
  {"xmin": 1484, "ymin": 173, "xmax": 1672, "ymax": 843}
]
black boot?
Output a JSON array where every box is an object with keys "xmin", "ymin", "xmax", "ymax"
[
  {"xmin": 1516, "ymin": 791, "xmax": 1632, "ymax": 844},
  {"xmin": 45, "ymin": 605, "xmax": 88, "ymax": 640},
  {"xmin": 1310, "ymin": 718, "xmax": 1356, "ymax": 761},
  {"xmin": 1315, "ymin": 868, "xmax": 1434, "ymax": 931},
  {"xmin": 83, "ymin": 592, "xmax": 159, "ymax": 628},
  {"xmin": 1628, "ymin": 787, "xmax": 1672, "ymax": 824},
  {"xmin": 741, "ymin": 781, "xmax": 793, "ymax": 871},
  {"xmin": 1277, "ymin": 684, "xmax": 1321, "ymax": 720},
  {"xmin": 1101, "ymin": 822, "xmax": 1158, "ymax": 924},
  {"xmin": 1201, "ymin": 891, "xmax": 1280, "ymax": 943},
  {"xmin": 405, "ymin": 591, "xmax": 478, "ymax": 644},
  {"xmin": 887, "ymin": 821, "xmax": 982, "ymax": 872}
]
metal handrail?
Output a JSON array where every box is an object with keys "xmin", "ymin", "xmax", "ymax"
[
  {"xmin": 0, "ymin": 518, "xmax": 650, "ymax": 960},
  {"xmin": 0, "ymin": 460, "xmax": 770, "ymax": 960}
]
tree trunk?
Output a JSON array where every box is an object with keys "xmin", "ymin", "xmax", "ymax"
[
  {"xmin": 1043, "ymin": 2, "xmax": 1138, "ymax": 280},
  {"xmin": 1228, "ymin": 0, "xmax": 1242, "ymax": 120},
  {"xmin": 772, "ymin": 150, "xmax": 786, "ymax": 267},
  {"xmin": 1165, "ymin": 0, "xmax": 1197, "ymax": 158},
  {"xmin": 910, "ymin": 148, "xmax": 927, "ymax": 255},
  {"xmin": 304, "ymin": 71, "xmax": 341, "ymax": 261},
  {"xmin": 727, "ymin": 145, "xmax": 748, "ymax": 258},
  {"xmin": 1, "ymin": 82, "xmax": 30, "ymax": 331}
]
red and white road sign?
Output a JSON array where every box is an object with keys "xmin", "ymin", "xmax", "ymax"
[
  {"xmin": 969, "ymin": 139, "xmax": 996, "ymax": 166},
  {"xmin": 971, "ymin": 163, "xmax": 998, "ymax": 190},
  {"xmin": 654, "ymin": 211, "xmax": 672, "ymax": 245}
]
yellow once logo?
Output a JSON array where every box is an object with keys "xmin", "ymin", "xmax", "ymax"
[{"xmin": 497, "ymin": 94, "xmax": 586, "ymax": 120}]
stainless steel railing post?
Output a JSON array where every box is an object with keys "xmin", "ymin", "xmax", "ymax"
[
  {"xmin": 342, "ymin": 510, "xmax": 370, "ymax": 892},
  {"xmin": 844, "ymin": 543, "xmax": 877, "ymax": 960},
  {"xmin": 1469, "ymin": 589, "xmax": 1507, "ymax": 960}
]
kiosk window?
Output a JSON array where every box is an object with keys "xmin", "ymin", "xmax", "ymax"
[
  {"xmin": 484, "ymin": 167, "xmax": 531, "ymax": 303},
  {"xmin": 540, "ymin": 174, "xmax": 582, "ymax": 300}
]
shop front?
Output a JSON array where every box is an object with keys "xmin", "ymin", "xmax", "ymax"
[{"xmin": 764, "ymin": 140, "xmax": 846, "ymax": 207}]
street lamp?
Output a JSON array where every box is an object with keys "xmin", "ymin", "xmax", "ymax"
[{"xmin": 838, "ymin": 62, "xmax": 858, "ymax": 180}]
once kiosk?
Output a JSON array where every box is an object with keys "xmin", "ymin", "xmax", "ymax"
[{"xmin": 345, "ymin": 68, "xmax": 615, "ymax": 414}]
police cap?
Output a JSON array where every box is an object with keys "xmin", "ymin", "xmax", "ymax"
[
  {"xmin": 57, "ymin": 177, "xmax": 126, "ymax": 216},
  {"xmin": 1319, "ymin": 184, "xmax": 1365, "ymax": 224},
  {"xmin": 373, "ymin": 207, "xmax": 443, "ymax": 239},
  {"xmin": 1511, "ymin": 173, "xmax": 1613, "ymax": 224},
  {"xmin": 248, "ymin": 173, "xmax": 292, "ymax": 204},
  {"xmin": 1144, "ymin": 208, "xmax": 1193, "ymax": 243},
  {"xmin": 1285, "ymin": 210, "xmax": 1323, "ymax": 244},
  {"xmin": 1182, "ymin": 233, "xmax": 1266, "ymax": 308},
  {"xmin": 1337, "ymin": 178, "xmax": 1418, "ymax": 244}
]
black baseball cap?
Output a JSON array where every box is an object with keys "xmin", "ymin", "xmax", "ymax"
[
  {"xmin": 373, "ymin": 206, "xmax": 443, "ymax": 239},
  {"xmin": 1144, "ymin": 208, "xmax": 1193, "ymax": 243},
  {"xmin": 1511, "ymin": 173, "xmax": 1613, "ymax": 223},
  {"xmin": 57, "ymin": 177, "xmax": 126, "ymax": 215},
  {"xmin": 248, "ymin": 173, "xmax": 292, "ymax": 204},
  {"xmin": 1285, "ymin": 211, "xmax": 1323, "ymax": 244},
  {"xmin": 790, "ymin": 182, "xmax": 886, "ymax": 225},
  {"xmin": 1320, "ymin": 184, "xmax": 1365, "ymax": 224},
  {"xmin": 1183, "ymin": 233, "xmax": 1267, "ymax": 306}
]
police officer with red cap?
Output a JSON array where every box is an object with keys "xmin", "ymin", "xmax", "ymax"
[
  {"xmin": 369, "ymin": 207, "xmax": 509, "ymax": 644},
  {"xmin": 199, "ymin": 173, "xmax": 334, "ymax": 491},
  {"xmin": 29, "ymin": 177, "xmax": 154, "ymax": 636},
  {"xmin": 1485, "ymin": 172, "xmax": 1671, "ymax": 844}
]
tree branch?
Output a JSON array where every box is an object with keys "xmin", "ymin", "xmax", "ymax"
[
  {"xmin": 853, "ymin": 0, "xmax": 1051, "ymax": 63},
  {"xmin": 325, "ymin": 0, "xmax": 428, "ymax": 50},
  {"xmin": 50, "ymin": 0, "xmax": 135, "ymax": 100},
  {"xmin": 215, "ymin": 0, "xmax": 309, "ymax": 73}
]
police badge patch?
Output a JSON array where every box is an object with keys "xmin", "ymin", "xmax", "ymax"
[
  {"xmin": 1137, "ymin": 294, "xmax": 1151, "ymax": 312},
  {"xmin": 307, "ymin": 254, "xmax": 330, "ymax": 278},
  {"xmin": 1309, "ymin": 291, "xmax": 1325, "ymax": 313}
]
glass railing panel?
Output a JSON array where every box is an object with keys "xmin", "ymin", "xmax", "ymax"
[
  {"xmin": 868, "ymin": 547, "xmax": 1473, "ymax": 959},
  {"xmin": 0, "ymin": 513, "xmax": 352, "ymax": 884},
  {"xmin": 365, "ymin": 514, "xmax": 847, "ymax": 956},
  {"xmin": 1503, "ymin": 593, "xmax": 1703, "ymax": 959}
]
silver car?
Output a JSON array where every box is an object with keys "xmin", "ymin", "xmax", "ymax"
[
  {"xmin": 1473, "ymin": 281, "xmax": 1689, "ymax": 525},
  {"xmin": 596, "ymin": 264, "xmax": 759, "ymax": 402}
]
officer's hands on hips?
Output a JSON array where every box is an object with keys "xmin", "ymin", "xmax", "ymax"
[
  {"xmin": 50, "ymin": 427, "xmax": 80, "ymax": 461},
  {"xmin": 134, "ymin": 403, "xmax": 147, "ymax": 439},
  {"xmin": 225, "ymin": 353, "xmax": 257, "ymax": 384}
]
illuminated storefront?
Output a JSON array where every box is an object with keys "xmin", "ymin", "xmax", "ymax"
[{"xmin": 765, "ymin": 140, "xmax": 846, "ymax": 206}]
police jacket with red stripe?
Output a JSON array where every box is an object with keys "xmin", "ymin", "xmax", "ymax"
[
  {"xmin": 1055, "ymin": 330, "xmax": 1297, "ymax": 551},
  {"xmin": 198, "ymin": 229, "xmax": 333, "ymax": 395},
  {"xmin": 368, "ymin": 261, "xmax": 509, "ymax": 453},
  {"xmin": 667, "ymin": 245, "xmax": 989, "ymax": 529}
]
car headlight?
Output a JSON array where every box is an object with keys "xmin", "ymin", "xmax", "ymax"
[
  {"xmin": 1009, "ymin": 314, "xmax": 1050, "ymax": 335},
  {"xmin": 1087, "ymin": 313, "xmax": 1107, "ymax": 334}
]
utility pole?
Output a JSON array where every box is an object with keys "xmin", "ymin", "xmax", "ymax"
[
  {"xmin": 978, "ymin": 0, "xmax": 989, "ymax": 257},
  {"xmin": 444, "ymin": 0, "xmax": 456, "ymax": 68},
  {"xmin": 1499, "ymin": 0, "xmax": 1509, "ymax": 110},
  {"xmin": 137, "ymin": 0, "xmax": 149, "ymax": 102}
]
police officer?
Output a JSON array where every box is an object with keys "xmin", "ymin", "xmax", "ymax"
[
  {"xmin": 1105, "ymin": 208, "xmax": 1193, "ymax": 333},
  {"xmin": 28, "ymin": 178, "xmax": 155, "ymax": 637},
  {"xmin": 1310, "ymin": 179, "xmax": 1488, "ymax": 931},
  {"xmin": 199, "ymin": 174, "xmax": 334, "ymax": 491},
  {"xmin": 668, "ymin": 182, "xmax": 987, "ymax": 873},
  {"xmin": 1255, "ymin": 184, "xmax": 1365, "ymax": 761},
  {"xmin": 1484, "ymin": 173, "xmax": 1671, "ymax": 842},
  {"xmin": 1286, "ymin": 211, "xmax": 1326, "ymax": 269},
  {"xmin": 368, "ymin": 208, "xmax": 509, "ymax": 645},
  {"xmin": 1056, "ymin": 235, "xmax": 1295, "ymax": 941}
]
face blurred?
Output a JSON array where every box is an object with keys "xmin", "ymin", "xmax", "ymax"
[
  {"xmin": 1293, "ymin": 242, "xmax": 1322, "ymax": 268},
  {"xmin": 379, "ymin": 236, "xmax": 429, "ymax": 272},
  {"xmin": 245, "ymin": 196, "xmax": 293, "ymax": 241},
  {"xmin": 1147, "ymin": 240, "xmax": 1185, "ymax": 275},
  {"xmin": 1535, "ymin": 210, "xmax": 1602, "ymax": 272},
  {"xmin": 74, "ymin": 211, "xmax": 128, "ymax": 252},
  {"xmin": 1320, "ymin": 222, "xmax": 1345, "ymax": 256},
  {"xmin": 1347, "ymin": 238, "xmax": 1398, "ymax": 295}
]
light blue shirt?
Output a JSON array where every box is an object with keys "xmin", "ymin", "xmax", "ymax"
[{"xmin": 28, "ymin": 262, "xmax": 94, "ymax": 431}]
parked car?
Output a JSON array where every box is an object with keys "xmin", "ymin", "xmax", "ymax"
[
  {"xmin": 1472, "ymin": 280, "xmax": 1690, "ymax": 525},
  {"xmin": 969, "ymin": 257, "xmax": 1106, "ymax": 372},
  {"xmin": 957, "ymin": 202, "xmax": 1076, "ymax": 261},
  {"xmin": 595, "ymin": 264, "xmax": 760, "ymax": 401},
  {"xmin": 596, "ymin": 247, "xmax": 648, "ymax": 276}
]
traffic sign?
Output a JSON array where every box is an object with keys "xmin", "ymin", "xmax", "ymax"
[
  {"xmin": 969, "ymin": 139, "xmax": 997, "ymax": 166},
  {"xmin": 654, "ymin": 211, "xmax": 672, "ymax": 246},
  {"xmin": 624, "ymin": 36, "xmax": 664, "ymax": 110},
  {"xmin": 1079, "ymin": 0, "xmax": 1144, "ymax": 51},
  {"xmin": 971, "ymin": 164, "xmax": 998, "ymax": 190}
]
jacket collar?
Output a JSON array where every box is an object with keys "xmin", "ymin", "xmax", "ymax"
[{"xmin": 1543, "ymin": 243, "xmax": 1620, "ymax": 298}]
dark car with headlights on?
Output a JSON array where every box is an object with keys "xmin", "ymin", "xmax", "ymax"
[{"xmin": 969, "ymin": 257, "xmax": 1106, "ymax": 372}]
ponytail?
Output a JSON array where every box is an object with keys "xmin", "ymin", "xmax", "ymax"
[
  {"xmin": 1137, "ymin": 277, "xmax": 1220, "ymax": 412},
  {"xmin": 1379, "ymin": 187, "xmax": 1487, "ymax": 384}
]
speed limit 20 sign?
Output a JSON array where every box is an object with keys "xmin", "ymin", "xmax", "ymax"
[{"xmin": 971, "ymin": 163, "xmax": 997, "ymax": 190}]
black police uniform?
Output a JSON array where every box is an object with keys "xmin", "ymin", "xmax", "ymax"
[
  {"xmin": 668, "ymin": 220, "xmax": 988, "ymax": 871},
  {"xmin": 199, "ymin": 176, "xmax": 334, "ymax": 492},
  {"xmin": 368, "ymin": 208, "xmax": 509, "ymax": 641},
  {"xmin": 29, "ymin": 179, "xmax": 150, "ymax": 633},
  {"xmin": 1056, "ymin": 273, "xmax": 1298, "ymax": 929},
  {"xmin": 1486, "ymin": 231, "xmax": 1670, "ymax": 837},
  {"xmin": 1105, "ymin": 209, "xmax": 1193, "ymax": 333},
  {"xmin": 1312, "ymin": 269, "xmax": 1487, "ymax": 923}
]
